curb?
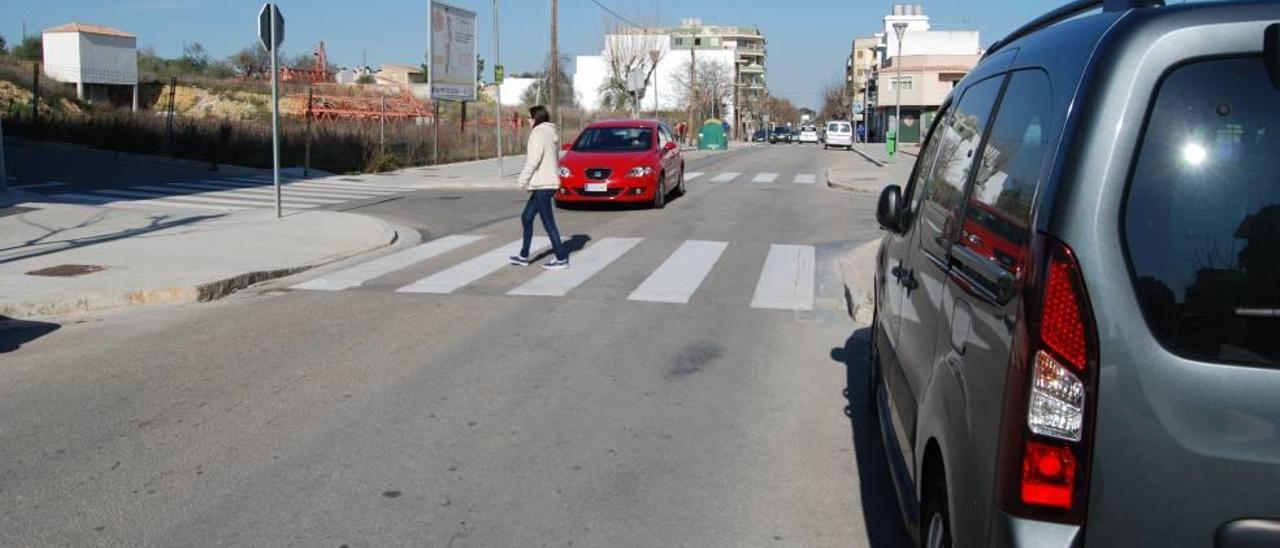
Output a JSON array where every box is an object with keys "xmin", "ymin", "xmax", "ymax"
[
  {"xmin": 0, "ymin": 216, "xmax": 405, "ymax": 320},
  {"xmin": 839, "ymin": 239, "xmax": 881, "ymax": 326},
  {"xmin": 825, "ymin": 169, "xmax": 883, "ymax": 194},
  {"xmin": 849, "ymin": 147, "xmax": 887, "ymax": 167}
]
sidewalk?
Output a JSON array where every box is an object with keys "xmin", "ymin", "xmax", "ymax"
[
  {"xmin": 310, "ymin": 147, "xmax": 724, "ymax": 191},
  {"xmin": 0, "ymin": 192, "xmax": 399, "ymax": 318}
]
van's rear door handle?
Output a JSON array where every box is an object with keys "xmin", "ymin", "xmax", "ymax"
[
  {"xmin": 1217, "ymin": 519, "xmax": 1280, "ymax": 548},
  {"xmin": 948, "ymin": 244, "xmax": 1015, "ymax": 302}
]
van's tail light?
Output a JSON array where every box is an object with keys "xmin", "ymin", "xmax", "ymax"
[{"xmin": 996, "ymin": 237, "xmax": 1098, "ymax": 523}]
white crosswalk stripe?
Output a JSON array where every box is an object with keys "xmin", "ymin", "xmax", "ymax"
[
  {"xmin": 684, "ymin": 172, "xmax": 704, "ymax": 181},
  {"xmin": 710, "ymin": 172, "xmax": 740, "ymax": 183},
  {"xmin": 41, "ymin": 176, "xmax": 406, "ymax": 212},
  {"xmin": 131, "ymin": 185, "xmax": 342, "ymax": 205},
  {"xmin": 288, "ymin": 234, "xmax": 826, "ymax": 315},
  {"xmin": 752, "ymin": 173, "xmax": 778, "ymax": 183},
  {"xmin": 627, "ymin": 240, "xmax": 728, "ymax": 304},
  {"xmin": 750, "ymin": 244, "xmax": 816, "ymax": 311},
  {"xmin": 508, "ymin": 237, "xmax": 643, "ymax": 297},
  {"xmin": 294, "ymin": 234, "xmax": 487, "ymax": 291},
  {"xmin": 170, "ymin": 182, "xmax": 382, "ymax": 200},
  {"xmin": 794, "ymin": 174, "xmax": 817, "ymax": 184},
  {"xmin": 397, "ymin": 238, "xmax": 551, "ymax": 294},
  {"xmin": 91, "ymin": 188, "xmax": 274, "ymax": 208},
  {"xmin": 12, "ymin": 182, "xmax": 66, "ymax": 190}
]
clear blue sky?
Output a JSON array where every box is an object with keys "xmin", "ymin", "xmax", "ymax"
[{"xmin": 1, "ymin": 0, "xmax": 1064, "ymax": 107}]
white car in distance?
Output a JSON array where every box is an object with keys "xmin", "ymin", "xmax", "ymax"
[
  {"xmin": 797, "ymin": 125, "xmax": 820, "ymax": 145},
  {"xmin": 823, "ymin": 121, "xmax": 853, "ymax": 150}
]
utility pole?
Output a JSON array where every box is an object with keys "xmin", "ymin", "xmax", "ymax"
[
  {"xmin": 493, "ymin": 0, "xmax": 504, "ymax": 177},
  {"xmin": 687, "ymin": 31, "xmax": 696, "ymax": 144},
  {"xmin": 549, "ymin": 0, "xmax": 558, "ymax": 120},
  {"xmin": 892, "ymin": 22, "xmax": 907, "ymax": 163}
]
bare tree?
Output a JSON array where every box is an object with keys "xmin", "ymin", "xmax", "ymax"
[
  {"xmin": 670, "ymin": 58, "xmax": 733, "ymax": 121},
  {"xmin": 598, "ymin": 26, "xmax": 665, "ymax": 112},
  {"xmin": 818, "ymin": 76, "xmax": 851, "ymax": 121}
]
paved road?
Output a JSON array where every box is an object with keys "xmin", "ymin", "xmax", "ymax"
[{"xmin": 0, "ymin": 145, "xmax": 911, "ymax": 547}]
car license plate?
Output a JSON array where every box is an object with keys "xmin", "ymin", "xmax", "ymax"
[{"xmin": 585, "ymin": 183, "xmax": 608, "ymax": 192}]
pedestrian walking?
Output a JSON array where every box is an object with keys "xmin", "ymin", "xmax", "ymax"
[{"xmin": 509, "ymin": 105, "xmax": 569, "ymax": 270}]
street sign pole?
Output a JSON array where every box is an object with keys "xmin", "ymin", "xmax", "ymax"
[
  {"xmin": 270, "ymin": 5, "xmax": 282, "ymax": 217},
  {"xmin": 0, "ymin": 115, "xmax": 7, "ymax": 191},
  {"xmin": 260, "ymin": 3, "xmax": 284, "ymax": 217},
  {"xmin": 493, "ymin": 0, "xmax": 503, "ymax": 178}
]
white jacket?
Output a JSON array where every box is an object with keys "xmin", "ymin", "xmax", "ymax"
[{"xmin": 518, "ymin": 123, "xmax": 561, "ymax": 191}]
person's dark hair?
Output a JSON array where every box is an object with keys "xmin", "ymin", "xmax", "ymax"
[{"xmin": 529, "ymin": 105, "xmax": 551, "ymax": 127}]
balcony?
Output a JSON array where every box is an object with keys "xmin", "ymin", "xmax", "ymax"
[{"xmin": 740, "ymin": 64, "xmax": 765, "ymax": 74}]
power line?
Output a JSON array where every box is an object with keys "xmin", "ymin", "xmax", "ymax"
[{"xmin": 587, "ymin": 0, "xmax": 646, "ymax": 29}]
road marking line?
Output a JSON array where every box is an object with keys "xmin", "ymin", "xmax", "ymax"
[
  {"xmin": 11, "ymin": 181, "xmax": 67, "ymax": 190},
  {"xmin": 397, "ymin": 238, "xmax": 550, "ymax": 294},
  {"xmin": 95, "ymin": 188, "xmax": 301, "ymax": 208},
  {"xmin": 284, "ymin": 181, "xmax": 403, "ymax": 194},
  {"xmin": 710, "ymin": 172, "xmax": 740, "ymax": 183},
  {"xmin": 627, "ymin": 240, "xmax": 728, "ymax": 304},
  {"xmin": 794, "ymin": 174, "xmax": 817, "ymax": 184},
  {"xmin": 51, "ymin": 192, "xmax": 251, "ymax": 210},
  {"xmin": 131, "ymin": 185, "xmax": 339, "ymax": 205},
  {"xmin": 234, "ymin": 177, "xmax": 405, "ymax": 193},
  {"xmin": 684, "ymin": 172, "xmax": 704, "ymax": 181},
  {"xmin": 752, "ymin": 173, "xmax": 778, "ymax": 183},
  {"xmin": 294, "ymin": 235, "xmax": 488, "ymax": 291},
  {"xmin": 750, "ymin": 244, "xmax": 816, "ymax": 311},
  {"xmin": 165, "ymin": 182, "xmax": 370, "ymax": 201},
  {"xmin": 508, "ymin": 237, "xmax": 643, "ymax": 297}
]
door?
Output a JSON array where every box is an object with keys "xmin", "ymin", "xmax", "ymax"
[
  {"xmin": 657, "ymin": 124, "xmax": 678, "ymax": 189},
  {"xmin": 890, "ymin": 74, "xmax": 1006, "ymax": 483},
  {"xmin": 938, "ymin": 69, "xmax": 1053, "ymax": 547},
  {"xmin": 877, "ymin": 98, "xmax": 953, "ymax": 477}
]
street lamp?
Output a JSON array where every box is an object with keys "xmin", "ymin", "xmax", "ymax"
[
  {"xmin": 892, "ymin": 21, "xmax": 908, "ymax": 163},
  {"xmin": 734, "ymin": 58, "xmax": 749, "ymax": 142},
  {"xmin": 650, "ymin": 49, "xmax": 662, "ymax": 118}
]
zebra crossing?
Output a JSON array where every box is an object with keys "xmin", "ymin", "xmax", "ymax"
[
  {"xmin": 43, "ymin": 176, "xmax": 407, "ymax": 212},
  {"xmin": 684, "ymin": 171, "xmax": 819, "ymax": 185},
  {"xmin": 295, "ymin": 235, "xmax": 820, "ymax": 312}
]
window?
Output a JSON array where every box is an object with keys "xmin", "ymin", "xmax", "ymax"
[
  {"xmin": 959, "ymin": 70, "xmax": 1053, "ymax": 285},
  {"xmin": 572, "ymin": 127, "xmax": 654, "ymax": 152},
  {"xmin": 1125, "ymin": 56, "xmax": 1280, "ymax": 366},
  {"xmin": 907, "ymin": 75, "xmax": 1004, "ymax": 259},
  {"xmin": 890, "ymin": 76, "xmax": 913, "ymax": 91},
  {"xmin": 674, "ymin": 38, "xmax": 685, "ymax": 47},
  {"xmin": 694, "ymin": 38, "xmax": 702, "ymax": 47}
]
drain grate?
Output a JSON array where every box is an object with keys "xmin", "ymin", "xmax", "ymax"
[
  {"xmin": 0, "ymin": 206, "xmax": 38, "ymax": 218},
  {"xmin": 339, "ymin": 177, "xmax": 364, "ymax": 182},
  {"xmin": 25, "ymin": 264, "xmax": 106, "ymax": 277},
  {"xmin": 436, "ymin": 196, "xmax": 463, "ymax": 201}
]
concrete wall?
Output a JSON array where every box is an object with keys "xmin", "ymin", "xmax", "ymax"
[{"xmin": 41, "ymin": 32, "xmax": 81, "ymax": 83}]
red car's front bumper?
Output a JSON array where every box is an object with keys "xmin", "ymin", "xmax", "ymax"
[{"xmin": 554, "ymin": 175, "xmax": 660, "ymax": 203}]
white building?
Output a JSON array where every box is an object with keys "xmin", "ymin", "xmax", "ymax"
[
  {"xmin": 498, "ymin": 77, "xmax": 539, "ymax": 106},
  {"xmin": 573, "ymin": 19, "xmax": 766, "ymax": 137},
  {"xmin": 42, "ymin": 23, "xmax": 139, "ymax": 110}
]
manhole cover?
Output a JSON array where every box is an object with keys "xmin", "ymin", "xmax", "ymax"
[
  {"xmin": 436, "ymin": 196, "xmax": 463, "ymax": 201},
  {"xmin": 0, "ymin": 206, "xmax": 38, "ymax": 218},
  {"xmin": 339, "ymin": 177, "xmax": 364, "ymax": 182},
  {"xmin": 25, "ymin": 264, "xmax": 106, "ymax": 277}
]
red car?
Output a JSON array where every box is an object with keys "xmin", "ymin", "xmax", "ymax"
[{"xmin": 555, "ymin": 120, "xmax": 686, "ymax": 209}]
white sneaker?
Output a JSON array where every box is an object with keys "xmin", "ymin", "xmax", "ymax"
[
  {"xmin": 543, "ymin": 258, "xmax": 569, "ymax": 270},
  {"xmin": 509, "ymin": 254, "xmax": 531, "ymax": 266}
]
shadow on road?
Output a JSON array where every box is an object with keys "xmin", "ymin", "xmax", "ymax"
[
  {"xmin": 0, "ymin": 316, "xmax": 61, "ymax": 353},
  {"xmin": 530, "ymin": 234, "xmax": 591, "ymax": 263},
  {"xmin": 0, "ymin": 212, "xmax": 225, "ymax": 266},
  {"xmin": 832, "ymin": 328, "xmax": 914, "ymax": 548}
]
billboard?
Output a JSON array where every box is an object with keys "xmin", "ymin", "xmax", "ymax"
[{"xmin": 429, "ymin": 1, "xmax": 477, "ymax": 101}]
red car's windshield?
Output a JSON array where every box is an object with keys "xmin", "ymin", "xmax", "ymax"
[{"xmin": 573, "ymin": 127, "xmax": 654, "ymax": 152}]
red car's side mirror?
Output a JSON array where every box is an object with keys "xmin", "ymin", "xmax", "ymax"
[
  {"xmin": 562, "ymin": 143, "xmax": 572, "ymax": 152},
  {"xmin": 663, "ymin": 141, "xmax": 678, "ymax": 152}
]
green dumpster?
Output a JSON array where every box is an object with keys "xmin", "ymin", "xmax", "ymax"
[{"xmin": 698, "ymin": 119, "xmax": 728, "ymax": 151}]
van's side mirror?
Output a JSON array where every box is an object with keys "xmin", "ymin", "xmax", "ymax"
[{"xmin": 877, "ymin": 185, "xmax": 903, "ymax": 232}]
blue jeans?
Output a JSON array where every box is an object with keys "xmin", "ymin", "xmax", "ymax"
[{"xmin": 520, "ymin": 189, "xmax": 566, "ymax": 261}]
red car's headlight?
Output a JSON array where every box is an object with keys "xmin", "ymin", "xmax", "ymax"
[
  {"xmin": 558, "ymin": 167, "xmax": 571, "ymax": 178},
  {"xmin": 625, "ymin": 167, "xmax": 653, "ymax": 178}
]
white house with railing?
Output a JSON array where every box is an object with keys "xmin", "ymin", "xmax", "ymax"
[{"xmin": 42, "ymin": 23, "xmax": 139, "ymax": 111}]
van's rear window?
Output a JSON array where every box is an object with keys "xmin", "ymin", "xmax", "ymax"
[{"xmin": 1124, "ymin": 56, "xmax": 1279, "ymax": 367}]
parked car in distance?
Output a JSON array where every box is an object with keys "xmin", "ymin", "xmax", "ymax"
[
  {"xmin": 824, "ymin": 121, "xmax": 853, "ymax": 150},
  {"xmin": 871, "ymin": 1, "xmax": 1280, "ymax": 547},
  {"xmin": 797, "ymin": 125, "xmax": 820, "ymax": 144},
  {"xmin": 752, "ymin": 128, "xmax": 769, "ymax": 142},
  {"xmin": 555, "ymin": 120, "xmax": 685, "ymax": 209},
  {"xmin": 769, "ymin": 126, "xmax": 792, "ymax": 144}
]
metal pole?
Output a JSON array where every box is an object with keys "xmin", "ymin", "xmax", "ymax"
[
  {"xmin": 432, "ymin": 101, "xmax": 439, "ymax": 165},
  {"xmin": 493, "ymin": 0, "xmax": 503, "ymax": 176},
  {"xmin": 304, "ymin": 84, "xmax": 312, "ymax": 178},
  {"xmin": 734, "ymin": 62, "xmax": 740, "ymax": 143},
  {"xmin": 381, "ymin": 95, "xmax": 387, "ymax": 159},
  {"xmin": 687, "ymin": 35, "xmax": 696, "ymax": 144},
  {"xmin": 271, "ymin": 4, "xmax": 282, "ymax": 217},
  {"xmin": 31, "ymin": 63, "xmax": 39, "ymax": 128},
  {"xmin": 893, "ymin": 23, "xmax": 906, "ymax": 164},
  {"xmin": 549, "ymin": 0, "xmax": 558, "ymax": 121}
]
